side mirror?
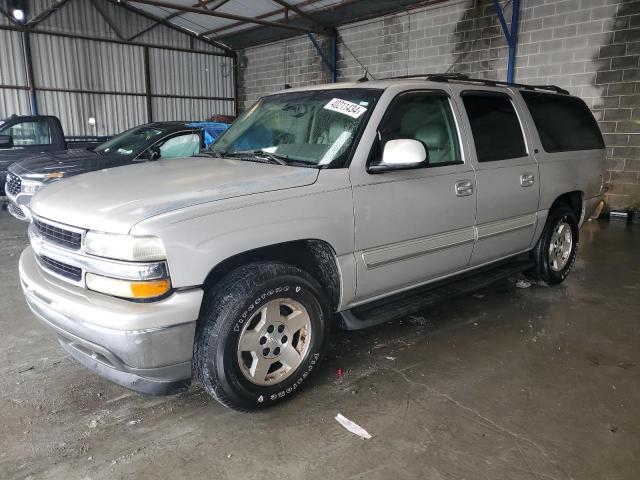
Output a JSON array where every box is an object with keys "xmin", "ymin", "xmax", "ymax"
[
  {"xmin": 140, "ymin": 145, "xmax": 161, "ymax": 161},
  {"xmin": 368, "ymin": 139, "xmax": 428, "ymax": 174},
  {"xmin": 0, "ymin": 135, "xmax": 13, "ymax": 149}
]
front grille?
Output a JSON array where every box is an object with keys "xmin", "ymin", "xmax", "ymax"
[
  {"xmin": 6, "ymin": 173, "xmax": 21, "ymax": 196},
  {"xmin": 34, "ymin": 218, "xmax": 82, "ymax": 250},
  {"xmin": 38, "ymin": 255, "xmax": 82, "ymax": 282},
  {"xmin": 8, "ymin": 202, "xmax": 25, "ymax": 219}
]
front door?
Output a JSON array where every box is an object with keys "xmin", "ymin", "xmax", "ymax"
[
  {"xmin": 351, "ymin": 88, "xmax": 477, "ymax": 302},
  {"xmin": 453, "ymin": 88, "xmax": 540, "ymax": 266}
]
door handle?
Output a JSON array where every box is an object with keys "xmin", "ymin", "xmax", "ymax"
[
  {"xmin": 455, "ymin": 179, "xmax": 474, "ymax": 197},
  {"xmin": 520, "ymin": 172, "xmax": 535, "ymax": 187}
]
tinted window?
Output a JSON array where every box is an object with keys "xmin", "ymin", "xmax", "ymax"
[
  {"xmin": 462, "ymin": 92, "xmax": 527, "ymax": 162},
  {"xmin": 373, "ymin": 91, "xmax": 462, "ymax": 166},
  {"xmin": 2, "ymin": 121, "xmax": 51, "ymax": 146},
  {"xmin": 521, "ymin": 91, "xmax": 604, "ymax": 152}
]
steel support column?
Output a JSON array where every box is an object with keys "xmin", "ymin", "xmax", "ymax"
[
  {"xmin": 492, "ymin": 0, "xmax": 521, "ymax": 84},
  {"xmin": 307, "ymin": 32, "xmax": 337, "ymax": 83},
  {"xmin": 22, "ymin": 31, "xmax": 38, "ymax": 115},
  {"xmin": 143, "ymin": 46, "xmax": 153, "ymax": 122}
]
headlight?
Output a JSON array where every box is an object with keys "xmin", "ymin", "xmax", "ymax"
[
  {"xmin": 86, "ymin": 273, "xmax": 171, "ymax": 299},
  {"xmin": 22, "ymin": 180, "xmax": 41, "ymax": 194},
  {"xmin": 83, "ymin": 231, "xmax": 167, "ymax": 261}
]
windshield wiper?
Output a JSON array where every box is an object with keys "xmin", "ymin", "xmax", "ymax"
[
  {"xmin": 199, "ymin": 149, "xmax": 226, "ymax": 158},
  {"xmin": 250, "ymin": 150, "xmax": 288, "ymax": 165},
  {"xmin": 224, "ymin": 150, "xmax": 288, "ymax": 165}
]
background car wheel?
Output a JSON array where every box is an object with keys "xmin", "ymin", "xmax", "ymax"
[
  {"xmin": 193, "ymin": 261, "xmax": 331, "ymax": 411},
  {"xmin": 530, "ymin": 205, "xmax": 579, "ymax": 285}
]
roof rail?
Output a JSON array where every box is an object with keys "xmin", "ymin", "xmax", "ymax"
[{"xmin": 384, "ymin": 73, "xmax": 569, "ymax": 95}]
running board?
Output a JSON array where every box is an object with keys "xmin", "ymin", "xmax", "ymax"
[{"xmin": 337, "ymin": 259, "xmax": 534, "ymax": 331}]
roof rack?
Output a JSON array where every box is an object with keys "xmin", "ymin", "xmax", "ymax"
[{"xmin": 384, "ymin": 73, "xmax": 569, "ymax": 95}]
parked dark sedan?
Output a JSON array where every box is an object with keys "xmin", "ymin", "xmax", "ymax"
[{"xmin": 5, "ymin": 121, "xmax": 229, "ymax": 221}]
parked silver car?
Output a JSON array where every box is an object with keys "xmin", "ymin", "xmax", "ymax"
[{"xmin": 18, "ymin": 75, "xmax": 606, "ymax": 410}]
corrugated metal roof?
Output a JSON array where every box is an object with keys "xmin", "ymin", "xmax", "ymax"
[{"xmin": 125, "ymin": 0, "xmax": 438, "ymax": 49}]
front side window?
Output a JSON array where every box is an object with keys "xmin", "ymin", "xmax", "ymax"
[
  {"xmin": 521, "ymin": 91, "xmax": 604, "ymax": 152},
  {"xmin": 211, "ymin": 88, "xmax": 381, "ymax": 167},
  {"xmin": 1, "ymin": 121, "xmax": 51, "ymax": 146},
  {"xmin": 158, "ymin": 133, "xmax": 201, "ymax": 159},
  {"xmin": 372, "ymin": 91, "xmax": 462, "ymax": 166},
  {"xmin": 461, "ymin": 92, "xmax": 527, "ymax": 162},
  {"xmin": 95, "ymin": 126, "xmax": 164, "ymax": 157}
]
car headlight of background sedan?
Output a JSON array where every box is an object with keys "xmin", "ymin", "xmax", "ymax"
[{"xmin": 21, "ymin": 180, "xmax": 42, "ymax": 194}]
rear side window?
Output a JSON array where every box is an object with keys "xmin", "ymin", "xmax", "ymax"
[
  {"xmin": 521, "ymin": 91, "xmax": 605, "ymax": 152},
  {"xmin": 461, "ymin": 92, "xmax": 527, "ymax": 162}
]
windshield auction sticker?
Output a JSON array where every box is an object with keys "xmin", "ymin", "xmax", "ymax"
[{"xmin": 324, "ymin": 98, "xmax": 368, "ymax": 119}]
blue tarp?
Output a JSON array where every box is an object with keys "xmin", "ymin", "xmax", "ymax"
[{"xmin": 186, "ymin": 122, "xmax": 230, "ymax": 147}]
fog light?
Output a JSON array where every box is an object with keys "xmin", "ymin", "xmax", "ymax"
[{"xmin": 86, "ymin": 273, "xmax": 171, "ymax": 300}]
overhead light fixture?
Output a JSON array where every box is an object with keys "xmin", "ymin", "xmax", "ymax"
[{"xmin": 11, "ymin": 8, "xmax": 25, "ymax": 22}]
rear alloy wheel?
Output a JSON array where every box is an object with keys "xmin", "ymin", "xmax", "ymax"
[
  {"xmin": 194, "ymin": 262, "xmax": 330, "ymax": 411},
  {"xmin": 531, "ymin": 205, "xmax": 579, "ymax": 285}
]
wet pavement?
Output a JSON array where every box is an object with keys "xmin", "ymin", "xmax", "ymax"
[{"xmin": 1, "ymin": 211, "xmax": 638, "ymax": 479}]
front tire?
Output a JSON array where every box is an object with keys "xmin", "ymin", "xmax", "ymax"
[
  {"xmin": 193, "ymin": 262, "xmax": 331, "ymax": 411},
  {"xmin": 531, "ymin": 205, "xmax": 579, "ymax": 285}
]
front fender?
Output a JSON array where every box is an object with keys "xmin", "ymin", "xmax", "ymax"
[{"xmin": 130, "ymin": 170, "xmax": 355, "ymax": 290}]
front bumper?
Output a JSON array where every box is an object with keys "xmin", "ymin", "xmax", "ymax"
[{"xmin": 19, "ymin": 247, "xmax": 204, "ymax": 395}]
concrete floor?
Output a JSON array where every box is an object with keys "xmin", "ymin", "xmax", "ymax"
[{"xmin": 0, "ymin": 210, "xmax": 638, "ymax": 480}]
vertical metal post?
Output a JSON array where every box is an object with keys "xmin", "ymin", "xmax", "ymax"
[
  {"xmin": 492, "ymin": 0, "xmax": 520, "ymax": 84},
  {"xmin": 307, "ymin": 32, "xmax": 337, "ymax": 83},
  {"xmin": 507, "ymin": 0, "xmax": 521, "ymax": 84},
  {"xmin": 22, "ymin": 30, "xmax": 38, "ymax": 115},
  {"xmin": 330, "ymin": 32, "xmax": 337, "ymax": 83},
  {"xmin": 233, "ymin": 52, "xmax": 240, "ymax": 117},
  {"xmin": 143, "ymin": 46, "xmax": 153, "ymax": 122}
]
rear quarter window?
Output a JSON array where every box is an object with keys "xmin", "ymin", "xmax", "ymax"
[{"xmin": 520, "ymin": 91, "xmax": 605, "ymax": 152}]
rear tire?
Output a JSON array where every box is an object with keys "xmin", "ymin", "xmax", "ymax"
[
  {"xmin": 193, "ymin": 261, "xmax": 331, "ymax": 411},
  {"xmin": 530, "ymin": 205, "xmax": 579, "ymax": 285}
]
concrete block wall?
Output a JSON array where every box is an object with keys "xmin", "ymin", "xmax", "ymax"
[{"xmin": 238, "ymin": 0, "xmax": 640, "ymax": 209}]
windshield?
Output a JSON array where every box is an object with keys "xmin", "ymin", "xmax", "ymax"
[
  {"xmin": 95, "ymin": 125, "xmax": 165, "ymax": 156},
  {"xmin": 210, "ymin": 88, "xmax": 381, "ymax": 167}
]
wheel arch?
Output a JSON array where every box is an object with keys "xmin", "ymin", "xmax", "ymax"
[
  {"xmin": 549, "ymin": 190, "xmax": 583, "ymax": 222},
  {"xmin": 201, "ymin": 239, "xmax": 342, "ymax": 312}
]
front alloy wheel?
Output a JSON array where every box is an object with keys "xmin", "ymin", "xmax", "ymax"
[
  {"xmin": 194, "ymin": 261, "xmax": 331, "ymax": 411},
  {"xmin": 237, "ymin": 298, "xmax": 312, "ymax": 386}
]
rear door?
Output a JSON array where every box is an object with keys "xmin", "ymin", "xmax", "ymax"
[{"xmin": 453, "ymin": 87, "xmax": 540, "ymax": 265}]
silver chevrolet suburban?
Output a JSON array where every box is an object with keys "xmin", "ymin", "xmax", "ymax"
[{"xmin": 18, "ymin": 74, "xmax": 606, "ymax": 411}]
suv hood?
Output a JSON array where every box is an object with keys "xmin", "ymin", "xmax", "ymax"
[
  {"xmin": 9, "ymin": 149, "xmax": 123, "ymax": 178},
  {"xmin": 30, "ymin": 157, "xmax": 319, "ymax": 233}
]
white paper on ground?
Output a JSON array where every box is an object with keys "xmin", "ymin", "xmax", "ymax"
[{"xmin": 335, "ymin": 413, "xmax": 372, "ymax": 439}]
